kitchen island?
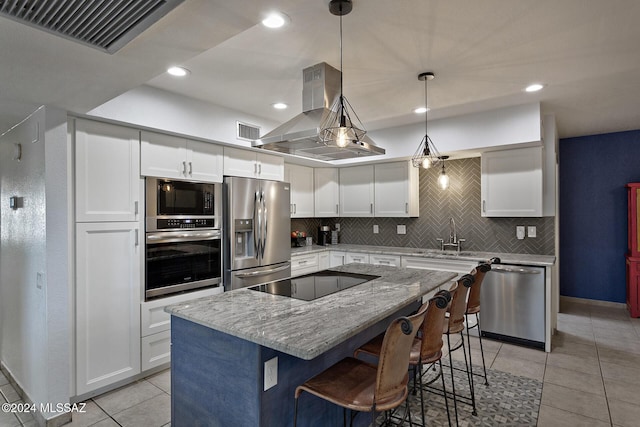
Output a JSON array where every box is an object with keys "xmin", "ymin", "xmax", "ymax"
[{"xmin": 166, "ymin": 264, "xmax": 457, "ymax": 427}]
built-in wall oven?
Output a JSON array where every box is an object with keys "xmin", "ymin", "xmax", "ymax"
[{"xmin": 145, "ymin": 178, "xmax": 222, "ymax": 300}]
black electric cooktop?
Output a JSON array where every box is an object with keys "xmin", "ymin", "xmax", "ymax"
[{"xmin": 248, "ymin": 271, "xmax": 380, "ymax": 301}]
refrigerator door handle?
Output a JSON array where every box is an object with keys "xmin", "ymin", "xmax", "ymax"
[
  {"xmin": 234, "ymin": 262, "xmax": 291, "ymax": 278},
  {"xmin": 261, "ymin": 191, "xmax": 267, "ymax": 258},
  {"xmin": 253, "ymin": 191, "xmax": 260, "ymax": 259}
]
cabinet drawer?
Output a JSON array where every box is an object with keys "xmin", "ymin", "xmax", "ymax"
[
  {"xmin": 346, "ymin": 253, "xmax": 370, "ymax": 264},
  {"xmin": 401, "ymin": 256, "xmax": 475, "ymax": 275},
  {"xmin": 141, "ymin": 330, "xmax": 171, "ymax": 371},
  {"xmin": 291, "ymin": 253, "xmax": 319, "ymax": 277},
  {"xmin": 370, "ymin": 254, "xmax": 401, "ymax": 267}
]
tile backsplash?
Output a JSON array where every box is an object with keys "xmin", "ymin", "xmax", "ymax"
[{"xmin": 291, "ymin": 158, "xmax": 555, "ymax": 255}]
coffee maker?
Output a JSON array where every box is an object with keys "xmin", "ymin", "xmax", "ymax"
[{"xmin": 318, "ymin": 226, "xmax": 331, "ymax": 246}]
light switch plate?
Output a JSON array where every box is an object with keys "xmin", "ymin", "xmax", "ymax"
[
  {"xmin": 516, "ymin": 226, "xmax": 525, "ymax": 240},
  {"xmin": 373, "ymin": 224, "xmax": 379, "ymax": 234},
  {"xmin": 264, "ymin": 357, "xmax": 278, "ymax": 391},
  {"xmin": 397, "ymin": 225, "xmax": 406, "ymax": 235},
  {"xmin": 527, "ymin": 226, "xmax": 537, "ymax": 238}
]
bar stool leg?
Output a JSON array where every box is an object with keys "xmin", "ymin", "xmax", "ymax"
[
  {"xmin": 475, "ymin": 313, "xmax": 489, "ymax": 385},
  {"xmin": 438, "ymin": 359, "xmax": 453, "ymax": 427},
  {"xmin": 459, "ymin": 330, "xmax": 477, "ymax": 416},
  {"xmin": 446, "ymin": 333, "xmax": 460, "ymax": 426}
]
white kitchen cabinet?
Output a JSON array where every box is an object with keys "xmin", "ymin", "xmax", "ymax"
[
  {"xmin": 370, "ymin": 254, "xmax": 401, "ymax": 267},
  {"xmin": 141, "ymin": 330, "xmax": 171, "ymax": 372},
  {"xmin": 340, "ymin": 165, "xmax": 374, "ymax": 217},
  {"xmin": 291, "ymin": 253, "xmax": 319, "ymax": 277},
  {"xmin": 330, "ymin": 251, "xmax": 346, "ymax": 267},
  {"xmin": 141, "ymin": 131, "xmax": 223, "ymax": 182},
  {"xmin": 374, "ymin": 162, "xmax": 419, "ymax": 217},
  {"xmin": 314, "ymin": 168, "xmax": 340, "ymax": 217},
  {"xmin": 223, "ymin": 146, "xmax": 284, "ymax": 181},
  {"xmin": 346, "ymin": 252, "xmax": 370, "ymax": 264},
  {"xmin": 285, "ymin": 164, "xmax": 314, "ymax": 217},
  {"xmin": 75, "ymin": 222, "xmax": 141, "ymax": 395},
  {"xmin": 401, "ymin": 256, "xmax": 475, "ymax": 275},
  {"xmin": 318, "ymin": 252, "xmax": 330, "ymax": 270},
  {"xmin": 481, "ymin": 146, "xmax": 543, "ymax": 217},
  {"xmin": 75, "ymin": 119, "xmax": 140, "ymax": 222}
]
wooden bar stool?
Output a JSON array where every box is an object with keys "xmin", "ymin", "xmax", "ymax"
[
  {"xmin": 293, "ymin": 305, "xmax": 428, "ymax": 427},
  {"xmin": 443, "ymin": 273, "xmax": 475, "ymax": 423},
  {"xmin": 464, "ymin": 258, "xmax": 499, "ymax": 387},
  {"xmin": 355, "ymin": 289, "xmax": 454, "ymax": 427}
]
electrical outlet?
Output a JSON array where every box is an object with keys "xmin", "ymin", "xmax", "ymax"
[
  {"xmin": 516, "ymin": 226, "xmax": 525, "ymax": 240},
  {"xmin": 527, "ymin": 226, "xmax": 537, "ymax": 238},
  {"xmin": 397, "ymin": 225, "xmax": 406, "ymax": 235},
  {"xmin": 264, "ymin": 357, "xmax": 278, "ymax": 391},
  {"xmin": 373, "ymin": 224, "xmax": 379, "ymax": 234}
]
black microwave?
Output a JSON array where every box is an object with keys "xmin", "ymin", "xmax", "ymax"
[{"xmin": 146, "ymin": 178, "xmax": 221, "ymax": 231}]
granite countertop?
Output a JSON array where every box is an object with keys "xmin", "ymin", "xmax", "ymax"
[
  {"xmin": 166, "ymin": 264, "xmax": 457, "ymax": 360},
  {"xmin": 291, "ymin": 244, "xmax": 555, "ymax": 267}
]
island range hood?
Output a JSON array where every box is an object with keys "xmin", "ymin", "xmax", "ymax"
[{"xmin": 253, "ymin": 62, "xmax": 385, "ymax": 161}]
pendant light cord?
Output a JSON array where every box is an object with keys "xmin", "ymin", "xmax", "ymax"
[{"xmin": 339, "ymin": 7, "xmax": 345, "ymax": 121}]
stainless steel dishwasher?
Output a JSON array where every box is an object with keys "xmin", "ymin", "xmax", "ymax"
[{"xmin": 479, "ymin": 263, "xmax": 545, "ymax": 349}]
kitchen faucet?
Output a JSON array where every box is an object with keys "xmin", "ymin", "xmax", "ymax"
[{"xmin": 437, "ymin": 217, "xmax": 466, "ymax": 252}]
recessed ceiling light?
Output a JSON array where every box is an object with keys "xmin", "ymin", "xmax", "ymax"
[
  {"xmin": 167, "ymin": 66, "xmax": 190, "ymax": 77},
  {"xmin": 413, "ymin": 107, "xmax": 430, "ymax": 114},
  {"xmin": 273, "ymin": 103, "xmax": 288, "ymax": 110},
  {"xmin": 525, "ymin": 83, "xmax": 545, "ymax": 92},
  {"xmin": 262, "ymin": 12, "xmax": 289, "ymax": 28}
]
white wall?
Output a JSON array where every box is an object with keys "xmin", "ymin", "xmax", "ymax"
[
  {"xmin": 87, "ymin": 85, "xmax": 279, "ymax": 147},
  {"xmin": 0, "ymin": 106, "xmax": 70, "ymax": 421}
]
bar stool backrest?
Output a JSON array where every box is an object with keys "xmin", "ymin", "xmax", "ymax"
[
  {"xmin": 447, "ymin": 274, "xmax": 474, "ymax": 334},
  {"xmin": 375, "ymin": 304, "xmax": 427, "ymax": 405},
  {"xmin": 419, "ymin": 289, "xmax": 453, "ymax": 360},
  {"xmin": 467, "ymin": 263, "xmax": 491, "ymax": 314}
]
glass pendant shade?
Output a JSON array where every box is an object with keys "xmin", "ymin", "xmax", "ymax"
[{"xmin": 437, "ymin": 158, "xmax": 450, "ymax": 190}]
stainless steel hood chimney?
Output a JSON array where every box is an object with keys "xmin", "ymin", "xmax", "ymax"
[{"xmin": 253, "ymin": 63, "xmax": 385, "ymax": 161}]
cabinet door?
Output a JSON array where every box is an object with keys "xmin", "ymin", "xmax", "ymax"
[
  {"xmin": 286, "ymin": 164, "xmax": 315, "ymax": 218},
  {"xmin": 76, "ymin": 222, "xmax": 141, "ymax": 395},
  {"xmin": 75, "ymin": 119, "xmax": 140, "ymax": 222},
  {"xmin": 223, "ymin": 146, "xmax": 257, "ymax": 178},
  {"xmin": 140, "ymin": 131, "xmax": 187, "ymax": 179},
  {"xmin": 257, "ymin": 152, "xmax": 284, "ymax": 181},
  {"xmin": 374, "ymin": 162, "xmax": 419, "ymax": 217},
  {"xmin": 330, "ymin": 251, "xmax": 346, "ymax": 267},
  {"xmin": 318, "ymin": 252, "xmax": 330, "ymax": 270},
  {"xmin": 340, "ymin": 166, "xmax": 374, "ymax": 217},
  {"xmin": 481, "ymin": 146, "xmax": 543, "ymax": 217},
  {"xmin": 187, "ymin": 140, "xmax": 224, "ymax": 183},
  {"xmin": 315, "ymin": 168, "xmax": 340, "ymax": 217}
]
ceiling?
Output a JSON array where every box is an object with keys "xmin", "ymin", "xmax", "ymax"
[{"xmin": 1, "ymin": 0, "xmax": 640, "ymax": 142}]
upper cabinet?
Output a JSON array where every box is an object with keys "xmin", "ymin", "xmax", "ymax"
[
  {"xmin": 223, "ymin": 146, "xmax": 284, "ymax": 181},
  {"xmin": 75, "ymin": 119, "xmax": 141, "ymax": 222},
  {"xmin": 481, "ymin": 146, "xmax": 543, "ymax": 217},
  {"xmin": 284, "ymin": 164, "xmax": 314, "ymax": 218},
  {"xmin": 314, "ymin": 168, "xmax": 340, "ymax": 217},
  {"xmin": 141, "ymin": 131, "xmax": 223, "ymax": 183},
  {"xmin": 339, "ymin": 165, "xmax": 375, "ymax": 217},
  {"xmin": 374, "ymin": 162, "xmax": 419, "ymax": 217}
]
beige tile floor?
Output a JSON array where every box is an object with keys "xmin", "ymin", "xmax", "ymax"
[{"xmin": 1, "ymin": 298, "xmax": 639, "ymax": 426}]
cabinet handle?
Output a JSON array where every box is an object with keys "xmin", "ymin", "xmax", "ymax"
[
  {"xmin": 134, "ymin": 201, "xmax": 138, "ymax": 216},
  {"xmin": 189, "ymin": 162, "xmax": 193, "ymax": 176},
  {"xmin": 134, "ymin": 229, "xmax": 139, "ymax": 246},
  {"xmin": 482, "ymin": 200, "xmax": 486, "ymax": 213},
  {"xmin": 182, "ymin": 161, "xmax": 187, "ymax": 175},
  {"xmin": 258, "ymin": 163, "xmax": 262, "ymax": 175},
  {"xmin": 299, "ymin": 260, "xmax": 307, "ymax": 264},
  {"xmin": 405, "ymin": 202, "xmax": 408, "ymax": 214},
  {"xmin": 290, "ymin": 204, "xmax": 293, "ymax": 214},
  {"xmin": 336, "ymin": 204, "xmax": 339, "ymax": 214},
  {"xmin": 254, "ymin": 163, "xmax": 258, "ymax": 174},
  {"xmin": 370, "ymin": 203, "xmax": 373, "ymax": 214},
  {"xmin": 294, "ymin": 203, "xmax": 297, "ymax": 214}
]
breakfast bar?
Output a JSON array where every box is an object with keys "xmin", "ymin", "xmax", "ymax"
[{"xmin": 166, "ymin": 264, "xmax": 457, "ymax": 427}]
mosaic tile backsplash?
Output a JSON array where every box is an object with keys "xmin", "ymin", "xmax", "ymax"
[{"xmin": 291, "ymin": 158, "xmax": 555, "ymax": 255}]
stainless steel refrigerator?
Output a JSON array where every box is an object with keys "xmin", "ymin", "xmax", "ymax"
[{"xmin": 223, "ymin": 176, "xmax": 291, "ymax": 290}]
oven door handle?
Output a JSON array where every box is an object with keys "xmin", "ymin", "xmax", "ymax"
[
  {"xmin": 146, "ymin": 230, "xmax": 221, "ymax": 244},
  {"xmin": 234, "ymin": 263, "xmax": 291, "ymax": 278}
]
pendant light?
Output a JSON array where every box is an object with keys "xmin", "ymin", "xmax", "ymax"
[
  {"xmin": 411, "ymin": 72, "xmax": 442, "ymax": 169},
  {"xmin": 319, "ymin": 0, "xmax": 366, "ymax": 148},
  {"xmin": 437, "ymin": 156, "xmax": 450, "ymax": 190}
]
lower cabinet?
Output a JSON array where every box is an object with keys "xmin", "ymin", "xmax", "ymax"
[
  {"xmin": 318, "ymin": 252, "xmax": 330, "ymax": 270},
  {"xmin": 75, "ymin": 222, "xmax": 141, "ymax": 396},
  {"xmin": 330, "ymin": 251, "xmax": 346, "ymax": 267},
  {"xmin": 291, "ymin": 253, "xmax": 320, "ymax": 277},
  {"xmin": 370, "ymin": 254, "xmax": 401, "ymax": 267},
  {"xmin": 401, "ymin": 256, "xmax": 476, "ymax": 301},
  {"xmin": 140, "ymin": 287, "xmax": 224, "ymax": 371},
  {"xmin": 346, "ymin": 252, "xmax": 370, "ymax": 264}
]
